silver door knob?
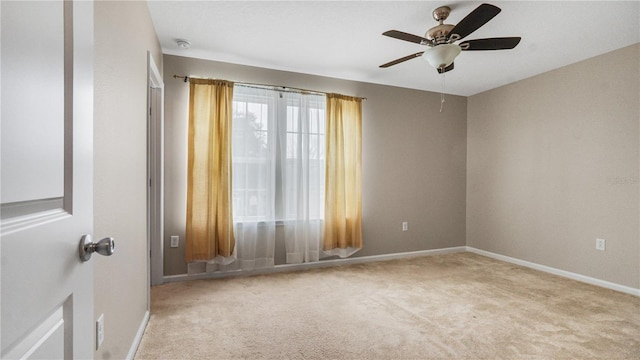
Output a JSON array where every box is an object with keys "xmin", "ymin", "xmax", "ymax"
[{"xmin": 79, "ymin": 234, "xmax": 115, "ymax": 262}]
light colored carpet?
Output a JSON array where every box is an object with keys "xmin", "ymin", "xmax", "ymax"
[{"xmin": 135, "ymin": 252, "xmax": 639, "ymax": 359}]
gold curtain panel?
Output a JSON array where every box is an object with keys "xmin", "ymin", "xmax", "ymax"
[
  {"xmin": 323, "ymin": 94, "xmax": 363, "ymax": 256},
  {"xmin": 185, "ymin": 79, "xmax": 236, "ymax": 263}
]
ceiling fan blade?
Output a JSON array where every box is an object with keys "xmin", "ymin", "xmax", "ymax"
[
  {"xmin": 449, "ymin": 3, "xmax": 501, "ymax": 41},
  {"xmin": 460, "ymin": 37, "xmax": 521, "ymax": 50},
  {"xmin": 437, "ymin": 62, "xmax": 454, "ymax": 74},
  {"xmin": 382, "ymin": 30, "xmax": 430, "ymax": 44},
  {"xmin": 379, "ymin": 52, "xmax": 425, "ymax": 68}
]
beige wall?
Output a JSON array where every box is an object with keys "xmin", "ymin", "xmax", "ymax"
[
  {"xmin": 467, "ymin": 44, "xmax": 640, "ymax": 288},
  {"xmin": 163, "ymin": 55, "xmax": 468, "ymax": 275},
  {"xmin": 94, "ymin": 1, "xmax": 162, "ymax": 358}
]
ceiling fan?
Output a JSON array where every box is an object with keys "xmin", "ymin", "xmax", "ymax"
[{"xmin": 380, "ymin": 3, "xmax": 521, "ymax": 73}]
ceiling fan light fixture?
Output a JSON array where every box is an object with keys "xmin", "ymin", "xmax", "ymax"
[{"xmin": 422, "ymin": 44, "xmax": 461, "ymax": 69}]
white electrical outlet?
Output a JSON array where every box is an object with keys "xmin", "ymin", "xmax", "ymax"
[
  {"xmin": 170, "ymin": 235, "xmax": 179, "ymax": 248},
  {"xmin": 96, "ymin": 314, "xmax": 104, "ymax": 350},
  {"xmin": 402, "ymin": 222, "xmax": 408, "ymax": 231},
  {"xmin": 596, "ymin": 238, "xmax": 606, "ymax": 251}
]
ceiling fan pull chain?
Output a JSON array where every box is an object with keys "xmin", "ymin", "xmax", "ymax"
[{"xmin": 440, "ymin": 72, "xmax": 446, "ymax": 112}]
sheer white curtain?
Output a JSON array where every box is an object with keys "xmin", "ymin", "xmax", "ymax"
[
  {"xmin": 230, "ymin": 85, "xmax": 277, "ymax": 271},
  {"xmin": 280, "ymin": 92, "xmax": 325, "ymax": 264},
  {"xmin": 226, "ymin": 85, "xmax": 326, "ymax": 270}
]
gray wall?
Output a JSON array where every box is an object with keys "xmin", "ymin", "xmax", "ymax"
[
  {"xmin": 163, "ymin": 54, "xmax": 468, "ymax": 275},
  {"xmin": 467, "ymin": 44, "xmax": 639, "ymax": 288},
  {"xmin": 94, "ymin": 1, "xmax": 162, "ymax": 358}
]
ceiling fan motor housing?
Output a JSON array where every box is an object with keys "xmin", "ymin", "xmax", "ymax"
[{"xmin": 426, "ymin": 24, "xmax": 455, "ymax": 43}]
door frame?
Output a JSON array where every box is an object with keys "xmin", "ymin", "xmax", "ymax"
[{"xmin": 147, "ymin": 52, "xmax": 164, "ymax": 288}]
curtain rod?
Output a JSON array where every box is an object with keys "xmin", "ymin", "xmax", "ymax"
[{"xmin": 172, "ymin": 75, "xmax": 367, "ymax": 101}]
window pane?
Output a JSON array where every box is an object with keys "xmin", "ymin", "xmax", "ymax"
[
  {"xmin": 287, "ymin": 106, "xmax": 299, "ymax": 132},
  {"xmin": 319, "ymin": 111, "xmax": 326, "ymax": 133},
  {"xmin": 310, "ymin": 110, "xmax": 318, "ymax": 133},
  {"xmin": 319, "ymin": 134, "xmax": 325, "ymax": 159},
  {"xmin": 308, "ymin": 134, "xmax": 315, "ymax": 159},
  {"xmin": 232, "ymin": 89, "xmax": 273, "ymax": 221}
]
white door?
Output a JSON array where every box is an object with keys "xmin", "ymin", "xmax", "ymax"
[{"xmin": 1, "ymin": 0, "xmax": 95, "ymax": 358}]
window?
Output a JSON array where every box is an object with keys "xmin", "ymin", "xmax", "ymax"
[{"xmin": 231, "ymin": 85, "xmax": 326, "ymax": 223}]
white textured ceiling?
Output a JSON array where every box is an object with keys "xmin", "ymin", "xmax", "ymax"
[{"xmin": 147, "ymin": 1, "xmax": 640, "ymax": 96}]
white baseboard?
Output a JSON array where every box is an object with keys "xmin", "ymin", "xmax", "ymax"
[
  {"xmin": 126, "ymin": 310, "xmax": 150, "ymax": 360},
  {"xmin": 160, "ymin": 245, "xmax": 639, "ymax": 297},
  {"xmin": 163, "ymin": 246, "xmax": 467, "ymax": 283},
  {"xmin": 466, "ymin": 247, "xmax": 640, "ymax": 297}
]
